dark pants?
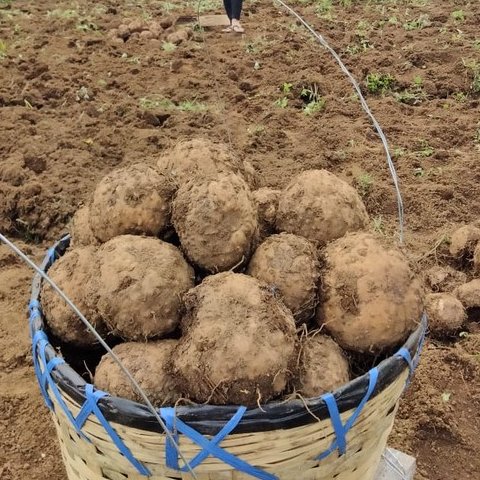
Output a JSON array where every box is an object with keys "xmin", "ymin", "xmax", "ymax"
[{"xmin": 223, "ymin": 0, "xmax": 243, "ymax": 20}]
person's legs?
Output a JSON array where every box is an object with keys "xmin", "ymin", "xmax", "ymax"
[
  {"xmin": 223, "ymin": 0, "xmax": 232, "ymax": 21},
  {"xmin": 222, "ymin": 0, "xmax": 234, "ymax": 31},
  {"xmin": 231, "ymin": 0, "xmax": 244, "ymax": 32},
  {"xmin": 231, "ymin": 0, "xmax": 243, "ymax": 20}
]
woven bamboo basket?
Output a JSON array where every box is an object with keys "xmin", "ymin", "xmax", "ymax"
[{"xmin": 29, "ymin": 236, "xmax": 427, "ymax": 480}]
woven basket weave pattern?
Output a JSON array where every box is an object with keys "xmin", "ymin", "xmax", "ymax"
[
  {"xmin": 49, "ymin": 368, "xmax": 407, "ymax": 480},
  {"xmin": 29, "ymin": 237, "xmax": 424, "ymax": 480}
]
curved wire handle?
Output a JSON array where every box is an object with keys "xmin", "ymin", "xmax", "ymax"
[
  {"xmin": 2, "ymin": 3, "xmax": 405, "ymax": 478},
  {"xmin": 274, "ymin": 0, "xmax": 404, "ymax": 243}
]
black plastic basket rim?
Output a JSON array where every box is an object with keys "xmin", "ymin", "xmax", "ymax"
[{"xmin": 30, "ymin": 235, "xmax": 427, "ymax": 436}]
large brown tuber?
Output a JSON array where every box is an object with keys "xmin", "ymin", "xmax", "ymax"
[
  {"xmin": 276, "ymin": 169, "xmax": 369, "ymax": 245},
  {"xmin": 172, "ymin": 272, "xmax": 297, "ymax": 405},
  {"xmin": 247, "ymin": 233, "xmax": 320, "ymax": 322},
  {"xmin": 90, "ymin": 235, "xmax": 194, "ymax": 340},
  {"xmin": 317, "ymin": 232, "xmax": 423, "ymax": 353},
  {"xmin": 172, "ymin": 173, "xmax": 258, "ymax": 272}
]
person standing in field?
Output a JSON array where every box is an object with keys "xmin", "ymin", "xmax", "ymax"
[{"xmin": 222, "ymin": 0, "xmax": 245, "ymax": 33}]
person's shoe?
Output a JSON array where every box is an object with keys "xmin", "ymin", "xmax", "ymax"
[
  {"xmin": 222, "ymin": 24, "xmax": 233, "ymax": 33},
  {"xmin": 232, "ymin": 20, "xmax": 244, "ymax": 33}
]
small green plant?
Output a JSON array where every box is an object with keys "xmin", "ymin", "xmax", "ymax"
[
  {"xmin": 178, "ymin": 99, "xmax": 207, "ymax": 112},
  {"xmin": 245, "ymin": 42, "xmax": 257, "ymax": 54},
  {"xmin": 139, "ymin": 7, "xmax": 152, "ymax": 21},
  {"xmin": 315, "ymin": 0, "xmax": 333, "ymax": 17},
  {"xmin": 409, "ymin": 0, "xmax": 429, "ymax": 6},
  {"xmin": 247, "ymin": 124, "xmax": 265, "ymax": 136},
  {"xmin": 473, "ymin": 74, "xmax": 480, "ymax": 94},
  {"xmin": 413, "ymin": 75, "xmax": 423, "ymax": 87},
  {"xmin": 139, "ymin": 96, "xmax": 175, "ymax": 110},
  {"xmin": 463, "ymin": 59, "xmax": 480, "ymax": 94},
  {"xmin": 76, "ymin": 20, "xmax": 99, "ymax": 32},
  {"xmin": 0, "ymin": 6, "xmax": 24, "ymax": 20},
  {"xmin": 126, "ymin": 56, "xmax": 141, "ymax": 65},
  {"xmin": 366, "ymin": 73, "xmax": 395, "ymax": 94},
  {"xmin": 394, "ymin": 91, "xmax": 418, "ymax": 104},
  {"xmin": 441, "ymin": 392, "xmax": 451, "ymax": 403},
  {"xmin": 274, "ymin": 82, "xmax": 294, "ymax": 108},
  {"xmin": 372, "ymin": 216, "xmax": 385, "ymax": 235},
  {"xmin": 0, "ymin": 39, "xmax": 7, "ymax": 59},
  {"xmin": 413, "ymin": 167, "xmax": 425, "ymax": 178},
  {"xmin": 301, "ymin": 85, "xmax": 318, "ymax": 100},
  {"xmin": 453, "ymin": 92, "xmax": 467, "ymax": 102},
  {"xmin": 403, "ymin": 15, "xmax": 430, "ymax": 31},
  {"xmin": 47, "ymin": 7, "xmax": 103, "ymax": 33},
  {"xmin": 394, "ymin": 77, "xmax": 427, "ymax": 105},
  {"xmin": 192, "ymin": 22, "xmax": 205, "ymax": 34},
  {"xmin": 301, "ymin": 83, "xmax": 325, "ymax": 115},
  {"xmin": 162, "ymin": 42, "xmax": 176, "ymax": 52},
  {"xmin": 244, "ymin": 37, "xmax": 269, "ymax": 55},
  {"xmin": 474, "ymin": 124, "xmax": 480, "ymax": 145},
  {"xmin": 451, "ymin": 10, "xmax": 465, "ymax": 22},
  {"xmin": 345, "ymin": 36, "xmax": 371, "ymax": 55},
  {"xmin": 47, "ymin": 9, "xmax": 78, "ymax": 19},
  {"xmin": 356, "ymin": 173, "xmax": 374, "ymax": 197},
  {"xmin": 92, "ymin": 5, "xmax": 108, "ymax": 17},
  {"xmin": 159, "ymin": 1, "xmax": 180, "ymax": 13},
  {"xmin": 187, "ymin": 0, "xmax": 220, "ymax": 13},
  {"xmin": 416, "ymin": 140, "xmax": 434, "ymax": 157},
  {"xmin": 356, "ymin": 20, "xmax": 373, "ymax": 36},
  {"xmin": 393, "ymin": 147, "xmax": 406, "ymax": 158},
  {"xmin": 139, "ymin": 96, "xmax": 206, "ymax": 113},
  {"xmin": 474, "ymin": 39, "xmax": 480, "ymax": 51},
  {"xmin": 274, "ymin": 97, "xmax": 289, "ymax": 108},
  {"xmin": 303, "ymin": 98, "xmax": 325, "ymax": 115},
  {"xmin": 75, "ymin": 86, "xmax": 92, "ymax": 101}
]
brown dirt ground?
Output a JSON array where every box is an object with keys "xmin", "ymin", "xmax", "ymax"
[{"xmin": 1, "ymin": 1, "xmax": 479, "ymax": 479}]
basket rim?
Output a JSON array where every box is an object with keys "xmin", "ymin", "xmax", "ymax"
[{"xmin": 30, "ymin": 235, "xmax": 427, "ymax": 436}]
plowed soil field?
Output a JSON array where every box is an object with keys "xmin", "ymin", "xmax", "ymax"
[{"xmin": 1, "ymin": 1, "xmax": 479, "ymax": 479}]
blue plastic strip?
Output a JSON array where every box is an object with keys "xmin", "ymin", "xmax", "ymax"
[
  {"xmin": 317, "ymin": 367, "xmax": 379, "ymax": 461},
  {"xmin": 32, "ymin": 330, "xmax": 51, "ymax": 407},
  {"xmin": 162, "ymin": 407, "xmax": 180, "ymax": 470},
  {"xmin": 29, "ymin": 299, "xmax": 40, "ymax": 311},
  {"xmin": 34, "ymin": 332, "xmax": 82, "ymax": 436},
  {"xmin": 412, "ymin": 314, "xmax": 427, "ymax": 370},
  {"xmin": 47, "ymin": 247, "xmax": 57, "ymax": 264},
  {"xmin": 29, "ymin": 301, "xmax": 42, "ymax": 340},
  {"xmin": 395, "ymin": 315, "xmax": 427, "ymax": 388},
  {"xmin": 180, "ymin": 406, "xmax": 247, "ymax": 471},
  {"xmin": 29, "ymin": 278, "xmax": 151, "ymax": 475},
  {"xmin": 160, "ymin": 407, "xmax": 277, "ymax": 480},
  {"xmin": 31, "ymin": 324, "xmax": 150, "ymax": 475},
  {"xmin": 343, "ymin": 367, "xmax": 378, "ymax": 432},
  {"xmin": 75, "ymin": 384, "xmax": 151, "ymax": 477},
  {"xmin": 29, "ymin": 305, "xmax": 41, "ymax": 323},
  {"xmin": 74, "ymin": 386, "xmax": 108, "ymax": 430},
  {"xmin": 30, "ymin": 304, "xmax": 73, "ymax": 420},
  {"xmin": 321, "ymin": 394, "xmax": 346, "ymax": 455},
  {"xmin": 396, "ymin": 347, "xmax": 413, "ymax": 374}
]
